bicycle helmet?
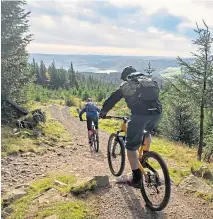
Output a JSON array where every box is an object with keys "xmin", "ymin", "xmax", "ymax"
[
  {"xmin": 120, "ymin": 66, "xmax": 137, "ymax": 81},
  {"xmin": 87, "ymin": 98, "xmax": 92, "ymax": 102}
]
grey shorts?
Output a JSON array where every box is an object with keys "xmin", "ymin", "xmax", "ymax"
[{"xmin": 125, "ymin": 114, "xmax": 161, "ymax": 151}]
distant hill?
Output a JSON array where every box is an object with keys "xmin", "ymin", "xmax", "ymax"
[
  {"xmin": 29, "ymin": 53, "xmax": 194, "ymax": 77},
  {"xmin": 160, "ymin": 67, "xmax": 182, "ymax": 79}
]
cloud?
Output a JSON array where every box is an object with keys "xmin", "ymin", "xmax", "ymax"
[
  {"xmin": 25, "ymin": 0, "xmax": 213, "ymax": 57},
  {"xmin": 84, "ymin": 1, "xmax": 140, "ymax": 19},
  {"xmin": 39, "ymin": 15, "xmax": 55, "ymax": 28},
  {"xmin": 150, "ymin": 8, "xmax": 185, "ymax": 32}
]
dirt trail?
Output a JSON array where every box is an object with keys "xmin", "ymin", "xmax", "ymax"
[{"xmin": 1, "ymin": 105, "xmax": 213, "ymax": 219}]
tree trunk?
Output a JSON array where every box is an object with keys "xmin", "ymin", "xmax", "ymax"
[
  {"xmin": 198, "ymin": 41, "xmax": 208, "ymax": 160},
  {"xmin": 198, "ymin": 102, "xmax": 204, "ymax": 160}
]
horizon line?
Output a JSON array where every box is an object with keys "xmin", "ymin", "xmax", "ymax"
[{"xmin": 29, "ymin": 52, "xmax": 194, "ymax": 59}]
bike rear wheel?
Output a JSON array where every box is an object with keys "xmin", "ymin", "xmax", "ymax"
[
  {"xmin": 140, "ymin": 151, "xmax": 171, "ymax": 211},
  {"xmin": 107, "ymin": 133, "xmax": 125, "ymax": 176},
  {"xmin": 93, "ymin": 131, "xmax": 99, "ymax": 152}
]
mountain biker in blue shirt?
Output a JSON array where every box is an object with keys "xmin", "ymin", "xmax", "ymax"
[{"xmin": 79, "ymin": 98, "xmax": 100, "ymax": 144}]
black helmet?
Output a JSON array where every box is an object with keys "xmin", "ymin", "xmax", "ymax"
[{"xmin": 120, "ymin": 66, "xmax": 137, "ymax": 81}]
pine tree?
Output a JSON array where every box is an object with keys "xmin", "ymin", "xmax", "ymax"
[
  {"xmin": 59, "ymin": 67, "xmax": 69, "ymax": 89},
  {"xmin": 31, "ymin": 58, "xmax": 40, "ymax": 84},
  {"xmin": 39, "ymin": 60, "xmax": 47, "ymax": 86},
  {"xmin": 97, "ymin": 90, "xmax": 104, "ymax": 102},
  {"xmin": 49, "ymin": 61, "xmax": 58, "ymax": 89},
  {"xmin": 1, "ymin": 0, "xmax": 33, "ymax": 102},
  {"xmin": 68, "ymin": 62, "xmax": 78, "ymax": 89},
  {"xmin": 159, "ymin": 84, "xmax": 198, "ymax": 146},
  {"xmin": 143, "ymin": 61, "xmax": 156, "ymax": 77},
  {"xmin": 177, "ymin": 20, "xmax": 213, "ymax": 160}
]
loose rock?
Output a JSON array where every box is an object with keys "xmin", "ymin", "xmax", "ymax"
[
  {"xmin": 4, "ymin": 188, "xmax": 27, "ymax": 204},
  {"xmin": 1, "ymin": 211, "xmax": 10, "ymax": 218},
  {"xmin": 12, "ymin": 178, "xmax": 18, "ymax": 183},
  {"xmin": 94, "ymin": 175, "xmax": 110, "ymax": 187},
  {"xmin": 179, "ymin": 175, "xmax": 213, "ymax": 195},
  {"xmin": 3, "ymin": 207, "xmax": 14, "ymax": 214},
  {"xmin": 38, "ymin": 188, "xmax": 65, "ymax": 204},
  {"xmin": 53, "ymin": 180, "xmax": 67, "ymax": 187},
  {"xmin": 2, "ymin": 170, "xmax": 10, "ymax": 175},
  {"xmin": 15, "ymin": 183, "xmax": 30, "ymax": 189},
  {"xmin": 70, "ymin": 176, "xmax": 97, "ymax": 195}
]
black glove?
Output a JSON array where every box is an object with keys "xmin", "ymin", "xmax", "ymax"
[
  {"xmin": 99, "ymin": 111, "xmax": 107, "ymax": 119},
  {"xmin": 79, "ymin": 116, "xmax": 83, "ymax": 121}
]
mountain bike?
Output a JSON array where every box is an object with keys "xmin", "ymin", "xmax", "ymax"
[
  {"xmin": 77, "ymin": 109, "xmax": 99, "ymax": 152},
  {"xmin": 89, "ymin": 120, "xmax": 99, "ymax": 152},
  {"xmin": 105, "ymin": 115, "xmax": 171, "ymax": 211}
]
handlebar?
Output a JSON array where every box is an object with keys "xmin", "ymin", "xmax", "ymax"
[{"xmin": 104, "ymin": 115, "xmax": 129, "ymax": 121}]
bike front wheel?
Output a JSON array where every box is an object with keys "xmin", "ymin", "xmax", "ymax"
[
  {"xmin": 140, "ymin": 151, "xmax": 171, "ymax": 211},
  {"xmin": 107, "ymin": 133, "xmax": 125, "ymax": 176}
]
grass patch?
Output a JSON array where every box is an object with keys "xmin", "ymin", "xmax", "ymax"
[
  {"xmin": 2, "ymin": 102, "xmax": 72, "ymax": 157},
  {"xmin": 183, "ymin": 190, "xmax": 213, "ymax": 203},
  {"xmin": 30, "ymin": 174, "xmax": 77, "ymax": 194},
  {"xmin": 8, "ymin": 173, "xmax": 96, "ymax": 219},
  {"xmin": 168, "ymin": 167, "xmax": 191, "ymax": 184},
  {"xmin": 41, "ymin": 110, "xmax": 71, "ymax": 143},
  {"xmin": 1, "ymin": 101, "xmax": 47, "ymax": 157},
  {"xmin": 99, "ymin": 118, "xmax": 121, "ymax": 134},
  {"xmin": 190, "ymin": 162, "xmax": 213, "ymax": 181},
  {"xmin": 9, "ymin": 174, "xmax": 75, "ymax": 219},
  {"xmin": 152, "ymin": 137, "xmax": 213, "ymax": 185},
  {"xmin": 37, "ymin": 201, "xmax": 95, "ymax": 219},
  {"xmin": 70, "ymin": 179, "xmax": 97, "ymax": 195},
  {"xmin": 70, "ymin": 106, "xmax": 82, "ymax": 118},
  {"xmin": 1, "ymin": 126, "xmax": 42, "ymax": 157},
  {"xmin": 195, "ymin": 192, "xmax": 213, "ymax": 202},
  {"xmin": 24, "ymin": 101, "xmax": 48, "ymax": 111}
]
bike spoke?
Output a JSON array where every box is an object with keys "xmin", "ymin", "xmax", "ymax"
[{"xmin": 142, "ymin": 157, "xmax": 166, "ymax": 207}]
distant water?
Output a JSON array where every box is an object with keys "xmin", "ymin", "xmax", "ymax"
[
  {"xmin": 44, "ymin": 63, "xmax": 118, "ymax": 74},
  {"xmin": 97, "ymin": 69, "xmax": 118, "ymax": 73},
  {"xmin": 70, "ymin": 65, "xmax": 117, "ymax": 73}
]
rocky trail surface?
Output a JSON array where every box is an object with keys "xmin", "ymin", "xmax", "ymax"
[{"xmin": 2, "ymin": 105, "xmax": 213, "ymax": 219}]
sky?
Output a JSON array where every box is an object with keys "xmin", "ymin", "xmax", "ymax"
[{"xmin": 26, "ymin": 0, "xmax": 213, "ymax": 57}]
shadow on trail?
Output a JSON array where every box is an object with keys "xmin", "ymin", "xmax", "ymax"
[
  {"xmin": 83, "ymin": 149, "xmax": 106, "ymax": 161},
  {"xmin": 117, "ymin": 183, "xmax": 166, "ymax": 219}
]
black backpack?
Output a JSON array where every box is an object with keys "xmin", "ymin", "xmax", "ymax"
[{"xmin": 124, "ymin": 74, "xmax": 162, "ymax": 115}]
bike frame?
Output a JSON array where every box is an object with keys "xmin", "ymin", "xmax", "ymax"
[{"xmin": 90, "ymin": 121, "xmax": 95, "ymax": 137}]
